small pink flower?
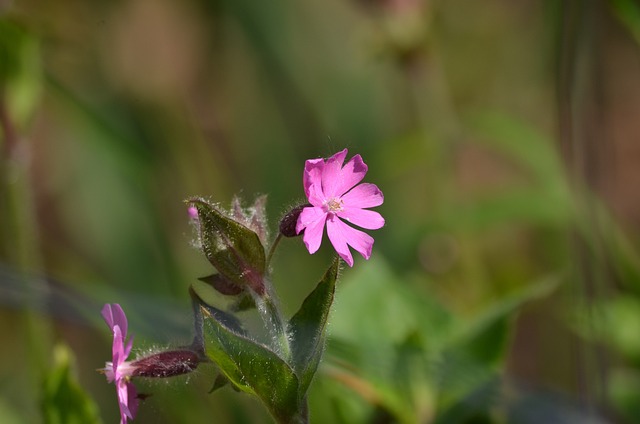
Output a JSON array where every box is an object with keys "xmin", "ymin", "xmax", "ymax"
[
  {"xmin": 102, "ymin": 304, "xmax": 139, "ymax": 424},
  {"xmin": 296, "ymin": 149, "xmax": 385, "ymax": 266}
]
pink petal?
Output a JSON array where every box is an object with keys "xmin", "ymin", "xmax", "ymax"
[
  {"xmin": 321, "ymin": 149, "xmax": 349, "ymax": 198},
  {"xmin": 123, "ymin": 336, "xmax": 134, "ymax": 359},
  {"xmin": 117, "ymin": 380, "xmax": 136, "ymax": 423},
  {"xmin": 337, "ymin": 207, "xmax": 385, "ymax": 230},
  {"xmin": 297, "ymin": 207, "xmax": 327, "ymax": 254},
  {"xmin": 306, "ymin": 182, "xmax": 325, "ymax": 207},
  {"xmin": 112, "ymin": 325, "xmax": 125, "ymax": 366},
  {"xmin": 327, "ymin": 216, "xmax": 375, "ymax": 266},
  {"xmin": 102, "ymin": 304, "xmax": 128, "ymax": 338},
  {"xmin": 341, "ymin": 183, "xmax": 384, "ymax": 209},
  {"xmin": 296, "ymin": 206, "xmax": 325, "ymax": 232},
  {"xmin": 331, "ymin": 154, "xmax": 369, "ymax": 198},
  {"xmin": 303, "ymin": 158, "xmax": 325, "ymax": 201},
  {"xmin": 325, "ymin": 215, "xmax": 353, "ymax": 266},
  {"xmin": 126, "ymin": 382, "xmax": 139, "ymax": 420}
]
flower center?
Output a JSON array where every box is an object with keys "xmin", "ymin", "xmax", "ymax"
[{"xmin": 325, "ymin": 198, "xmax": 343, "ymax": 213}]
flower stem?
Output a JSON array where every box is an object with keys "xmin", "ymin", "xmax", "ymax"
[
  {"xmin": 250, "ymin": 282, "xmax": 291, "ymax": 360},
  {"xmin": 266, "ymin": 233, "xmax": 283, "ymax": 267},
  {"xmin": 188, "ymin": 286, "xmax": 206, "ymax": 357}
]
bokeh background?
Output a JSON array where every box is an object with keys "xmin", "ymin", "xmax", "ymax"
[{"xmin": 2, "ymin": 0, "xmax": 640, "ymax": 423}]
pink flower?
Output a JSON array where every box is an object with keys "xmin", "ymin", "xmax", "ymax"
[
  {"xmin": 101, "ymin": 304, "xmax": 139, "ymax": 424},
  {"xmin": 296, "ymin": 149, "xmax": 385, "ymax": 266}
]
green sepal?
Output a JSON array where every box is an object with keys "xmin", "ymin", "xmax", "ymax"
[
  {"xmin": 199, "ymin": 273, "xmax": 243, "ymax": 296},
  {"xmin": 289, "ymin": 257, "xmax": 340, "ymax": 396},
  {"xmin": 202, "ymin": 306, "xmax": 301, "ymax": 423},
  {"xmin": 187, "ymin": 198, "xmax": 267, "ymax": 294}
]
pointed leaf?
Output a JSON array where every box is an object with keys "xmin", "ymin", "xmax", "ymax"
[
  {"xmin": 202, "ymin": 307, "xmax": 301, "ymax": 423},
  {"xmin": 187, "ymin": 198, "xmax": 266, "ymax": 294},
  {"xmin": 200, "ymin": 302, "xmax": 246, "ymax": 336},
  {"xmin": 199, "ymin": 273, "xmax": 243, "ymax": 296},
  {"xmin": 209, "ymin": 374, "xmax": 231, "ymax": 393},
  {"xmin": 289, "ymin": 257, "xmax": 340, "ymax": 395}
]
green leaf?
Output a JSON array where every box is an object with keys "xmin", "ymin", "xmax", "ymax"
[
  {"xmin": 289, "ymin": 257, "xmax": 339, "ymax": 395},
  {"xmin": 188, "ymin": 198, "xmax": 267, "ymax": 293},
  {"xmin": 326, "ymin": 259, "xmax": 445, "ymax": 424},
  {"xmin": 42, "ymin": 344, "xmax": 101, "ymax": 424},
  {"xmin": 202, "ymin": 306, "xmax": 301, "ymax": 423},
  {"xmin": 209, "ymin": 374, "xmax": 231, "ymax": 393},
  {"xmin": 199, "ymin": 273, "xmax": 243, "ymax": 295}
]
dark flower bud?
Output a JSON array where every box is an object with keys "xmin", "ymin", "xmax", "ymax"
[
  {"xmin": 131, "ymin": 349, "xmax": 202, "ymax": 378},
  {"xmin": 279, "ymin": 204, "xmax": 310, "ymax": 238}
]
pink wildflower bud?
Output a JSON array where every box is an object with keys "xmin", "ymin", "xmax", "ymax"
[{"xmin": 188, "ymin": 205, "xmax": 199, "ymax": 220}]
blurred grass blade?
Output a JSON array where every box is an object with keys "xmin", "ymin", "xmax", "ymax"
[
  {"xmin": 42, "ymin": 344, "xmax": 101, "ymax": 424},
  {"xmin": 450, "ymin": 275, "xmax": 561, "ymax": 366}
]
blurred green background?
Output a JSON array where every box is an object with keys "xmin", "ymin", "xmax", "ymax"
[{"xmin": 2, "ymin": 0, "xmax": 640, "ymax": 423}]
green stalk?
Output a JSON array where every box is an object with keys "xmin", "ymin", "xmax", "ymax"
[
  {"xmin": 250, "ymin": 282, "xmax": 291, "ymax": 361},
  {"xmin": 1, "ymin": 94, "xmax": 52, "ymax": 420},
  {"xmin": 266, "ymin": 232, "xmax": 283, "ymax": 267}
]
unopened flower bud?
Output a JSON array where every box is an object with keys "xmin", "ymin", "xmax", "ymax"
[
  {"xmin": 188, "ymin": 205, "xmax": 199, "ymax": 220},
  {"xmin": 131, "ymin": 349, "xmax": 202, "ymax": 378},
  {"xmin": 279, "ymin": 204, "xmax": 310, "ymax": 237}
]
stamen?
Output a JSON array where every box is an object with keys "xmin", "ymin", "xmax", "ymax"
[{"xmin": 325, "ymin": 198, "xmax": 343, "ymax": 213}]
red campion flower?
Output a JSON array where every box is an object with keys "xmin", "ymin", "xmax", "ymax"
[{"xmin": 296, "ymin": 149, "xmax": 385, "ymax": 266}]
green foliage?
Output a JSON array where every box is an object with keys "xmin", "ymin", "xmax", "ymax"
[
  {"xmin": 203, "ymin": 305, "xmax": 301, "ymax": 423},
  {"xmin": 289, "ymin": 257, "xmax": 339, "ymax": 395},
  {"xmin": 200, "ymin": 258, "xmax": 341, "ymax": 423},
  {"xmin": 322, "ymin": 259, "xmax": 560, "ymax": 423},
  {"xmin": 450, "ymin": 275, "xmax": 560, "ymax": 366},
  {"xmin": 610, "ymin": 367, "xmax": 640, "ymax": 422},
  {"xmin": 41, "ymin": 344, "xmax": 101, "ymax": 424},
  {"xmin": 2, "ymin": 2, "xmax": 639, "ymax": 423}
]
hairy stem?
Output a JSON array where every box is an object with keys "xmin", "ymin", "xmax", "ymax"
[
  {"xmin": 250, "ymin": 284, "xmax": 291, "ymax": 361},
  {"xmin": 266, "ymin": 233, "xmax": 283, "ymax": 267}
]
